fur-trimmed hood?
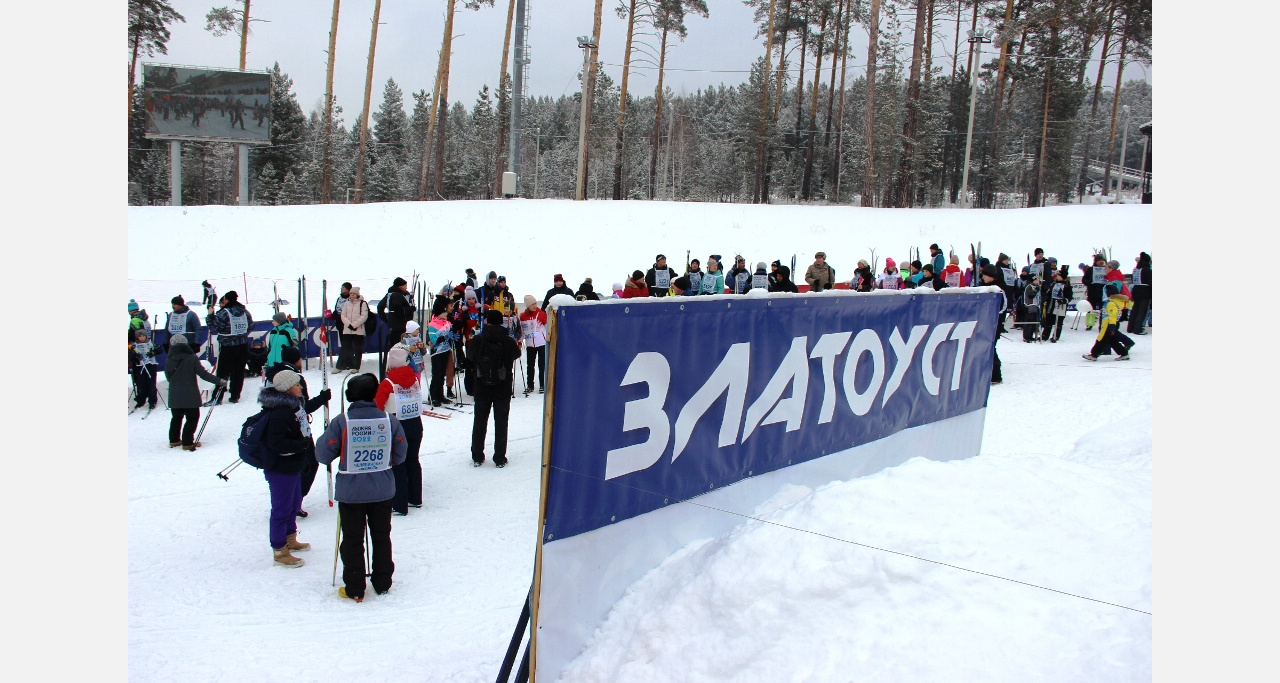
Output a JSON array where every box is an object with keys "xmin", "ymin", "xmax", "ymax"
[{"xmin": 258, "ymin": 386, "xmax": 303, "ymax": 410}]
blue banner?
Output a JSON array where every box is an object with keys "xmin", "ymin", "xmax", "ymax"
[{"xmin": 544, "ymin": 291, "xmax": 1000, "ymax": 542}]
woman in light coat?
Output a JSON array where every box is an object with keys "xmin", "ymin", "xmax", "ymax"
[{"xmin": 338, "ymin": 286, "xmax": 369, "ymax": 371}]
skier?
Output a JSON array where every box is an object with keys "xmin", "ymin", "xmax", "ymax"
[
  {"xmin": 1041, "ymin": 266, "xmax": 1073, "ymax": 342},
  {"xmin": 265, "ymin": 312, "xmax": 298, "ymax": 368},
  {"xmin": 543, "ymin": 274, "xmax": 574, "ymax": 309},
  {"xmin": 904, "ymin": 261, "xmax": 924, "ymax": 289},
  {"xmin": 942, "ymin": 255, "xmax": 964, "ymax": 289},
  {"xmin": 851, "ymin": 260, "xmax": 875, "ymax": 292},
  {"xmin": 339, "ymin": 286, "xmax": 369, "ymax": 372},
  {"xmin": 1016, "ymin": 277, "xmax": 1042, "ymax": 342},
  {"xmin": 165, "ymin": 295, "xmax": 202, "ymax": 351},
  {"xmin": 130, "ymin": 329, "xmax": 159, "ymax": 413},
  {"xmin": 315, "ymin": 373, "xmax": 407, "ymax": 600},
  {"xmin": 264, "ymin": 346, "xmax": 332, "ymax": 517},
  {"xmin": 205, "ymin": 291, "xmax": 253, "ymax": 404},
  {"xmin": 383, "ymin": 277, "xmax": 415, "ymax": 353},
  {"xmin": 374, "ymin": 348, "xmax": 424, "ymax": 517},
  {"xmin": 464, "ymin": 268, "xmax": 480, "ymax": 290},
  {"xmin": 645, "ymin": 254, "xmax": 680, "ymax": 297},
  {"xmin": 1083, "ymin": 281, "xmax": 1134, "ymax": 361},
  {"xmin": 201, "ymin": 280, "xmax": 217, "ymax": 309},
  {"xmin": 479, "ymin": 271, "xmax": 502, "ymax": 308},
  {"xmin": 979, "ymin": 266, "xmax": 1005, "ymax": 384},
  {"xmin": 519, "ymin": 295, "xmax": 548, "ymax": 394},
  {"xmin": 1127, "ymin": 252, "xmax": 1152, "ymax": 335},
  {"xmin": 468, "ymin": 310, "xmax": 522, "ymax": 467},
  {"xmin": 929, "ymin": 243, "xmax": 946, "ymax": 275},
  {"xmin": 622, "ymin": 270, "xmax": 650, "ymax": 298},
  {"xmin": 750, "ymin": 262, "xmax": 770, "ymax": 291},
  {"xmin": 256, "ymin": 369, "xmax": 317, "ymax": 569},
  {"xmin": 684, "ymin": 259, "xmax": 704, "ymax": 295},
  {"xmin": 876, "ymin": 258, "xmax": 903, "ymax": 290},
  {"xmin": 127, "ymin": 299, "xmax": 152, "ymax": 341},
  {"xmin": 700, "ymin": 257, "xmax": 726, "ymax": 295},
  {"xmin": 246, "ymin": 335, "xmax": 269, "ymax": 377},
  {"xmin": 458, "ymin": 288, "xmax": 486, "ymax": 396},
  {"xmin": 769, "ymin": 264, "xmax": 799, "ymax": 293},
  {"xmin": 163, "ymin": 334, "xmax": 226, "ymax": 450},
  {"xmin": 427, "ymin": 293, "xmax": 456, "ymax": 407},
  {"xmin": 1084, "ymin": 254, "xmax": 1108, "ymax": 329},
  {"xmin": 399, "ymin": 321, "xmax": 427, "ymax": 384},
  {"xmin": 575, "ymin": 278, "xmax": 601, "ymax": 301},
  {"xmin": 726, "ymin": 256, "xmax": 752, "ymax": 294},
  {"xmin": 804, "ymin": 252, "xmax": 835, "ymax": 292}
]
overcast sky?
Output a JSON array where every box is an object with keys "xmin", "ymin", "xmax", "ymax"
[{"xmin": 149, "ymin": 0, "xmax": 1152, "ymax": 119}]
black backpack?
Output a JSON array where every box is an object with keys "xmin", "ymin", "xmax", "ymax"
[
  {"xmin": 237, "ymin": 410, "xmax": 277, "ymax": 469},
  {"xmin": 474, "ymin": 334, "xmax": 509, "ymax": 387},
  {"xmin": 362, "ymin": 299, "xmax": 378, "ymax": 335}
]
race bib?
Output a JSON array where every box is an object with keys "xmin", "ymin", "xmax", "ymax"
[
  {"xmin": 520, "ymin": 318, "xmax": 535, "ymax": 340},
  {"xmin": 345, "ymin": 417, "xmax": 392, "ymax": 473},
  {"xmin": 229, "ymin": 311, "xmax": 249, "ymax": 335},
  {"xmin": 688, "ymin": 272, "xmax": 702, "ymax": 293},
  {"xmin": 882, "ymin": 275, "xmax": 901, "ymax": 290},
  {"xmin": 392, "ymin": 384, "xmax": 422, "ymax": 422},
  {"xmin": 752, "ymin": 274, "xmax": 768, "ymax": 290},
  {"xmin": 1093, "ymin": 266, "xmax": 1107, "ymax": 281},
  {"xmin": 945, "ymin": 272, "xmax": 961, "ymax": 288},
  {"xmin": 296, "ymin": 404, "xmax": 311, "ymax": 438},
  {"xmin": 700, "ymin": 275, "xmax": 718, "ymax": 294},
  {"xmin": 1002, "ymin": 268, "xmax": 1017, "ymax": 286},
  {"xmin": 655, "ymin": 269, "xmax": 670, "ymax": 289},
  {"xmin": 1131, "ymin": 269, "xmax": 1142, "ymax": 286},
  {"xmin": 133, "ymin": 341, "xmax": 153, "ymax": 359},
  {"xmin": 168, "ymin": 314, "xmax": 187, "ymax": 335},
  {"xmin": 1052, "ymin": 283, "xmax": 1066, "ymax": 300}
]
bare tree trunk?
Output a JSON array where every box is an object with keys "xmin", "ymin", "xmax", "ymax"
[
  {"xmin": 431, "ymin": 1, "xmax": 458, "ymax": 200},
  {"xmin": 802, "ymin": 8, "xmax": 827, "ymax": 200},
  {"xmin": 320, "ymin": 0, "xmax": 341, "ymax": 204},
  {"xmin": 420, "ymin": 0, "xmax": 456, "ymax": 199},
  {"xmin": 1102, "ymin": 20, "xmax": 1129, "ymax": 196},
  {"xmin": 492, "ymin": 0, "xmax": 517, "ymax": 199},
  {"xmin": 830, "ymin": 7, "xmax": 851, "ymax": 196},
  {"xmin": 1077, "ymin": 1, "xmax": 1116, "ymax": 198},
  {"xmin": 890, "ymin": 0, "xmax": 928, "ymax": 208},
  {"xmin": 129, "ymin": 39, "xmax": 140, "ymax": 122},
  {"xmin": 353, "ymin": 0, "xmax": 382, "ymax": 204},
  {"xmin": 950, "ymin": 0, "xmax": 961, "ymax": 82},
  {"xmin": 773, "ymin": 0, "xmax": 791, "ymax": 124},
  {"xmin": 823, "ymin": 0, "xmax": 844, "ymax": 148},
  {"xmin": 1029, "ymin": 16, "xmax": 1058, "ymax": 207},
  {"xmin": 977, "ymin": 0, "xmax": 1014, "ymax": 208},
  {"xmin": 862, "ymin": 0, "xmax": 880, "ymax": 207},
  {"xmin": 614, "ymin": 0, "xmax": 640, "ymax": 200},
  {"xmin": 924, "ymin": 0, "xmax": 934, "ymax": 85},
  {"xmin": 648, "ymin": 23, "xmax": 670, "ymax": 200},
  {"xmin": 581, "ymin": 0, "xmax": 605, "ymax": 192},
  {"xmin": 755, "ymin": 0, "xmax": 778, "ymax": 203}
]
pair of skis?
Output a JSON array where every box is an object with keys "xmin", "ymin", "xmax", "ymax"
[{"xmin": 970, "ymin": 241, "xmax": 982, "ymax": 285}]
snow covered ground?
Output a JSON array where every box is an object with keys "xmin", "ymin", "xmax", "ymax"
[{"xmin": 128, "ymin": 200, "xmax": 1151, "ymax": 681}]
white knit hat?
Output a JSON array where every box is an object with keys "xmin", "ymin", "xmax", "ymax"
[
  {"xmin": 272, "ymin": 369, "xmax": 302, "ymax": 392},
  {"xmin": 406, "ymin": 320, "xmax": 420, "ymax": 334}
]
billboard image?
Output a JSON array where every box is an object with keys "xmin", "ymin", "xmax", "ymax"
[{"xmin": 142, "ymin": 65, "xmax": 271, "ymax": 144}]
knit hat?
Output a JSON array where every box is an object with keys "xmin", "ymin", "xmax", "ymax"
[
  {"xmin": 171, "ymin": 295, "xmax": 184, "ymax": 306},
  {"xmin": 393, "ymin": 276, "xmax": 408, "ymax": 288},
  {"xmin": 815, "ymin": 251, "xmax": 826, "ymax": 259},
  {"xmin": 656, "ymin": 254, "xmax": 666, "ymax": 262},
  {"xmin": 631, "ymin": 269, "xmax": 644, "ymax": 281},
  {"xmin": 170, "ymin": 334, "xmax": 188, "ymax": 345},
  {"xmin": 485, "ymin": 309, "xmax": 504, "ymax": 326},
  {"xmin": 554, "ymin": 273, "xmax": 564, "ymax": 283},
  {"xmin": 135, "ymin": 328, "xmax": 148, "ymax": 339},
  {"xmin": 346, "ymin": 373, "xmax": 379, "ymax": 402},
  {"xmin": 388, "ymin": 347, "xmax": 409, "ymax": 369},
  {"xmin": 498, "ymin": 275, "xmax": 507, "ymax": 283},
  {"xmin": 885, "ymin": 257, "xmax": 896, "ymax": 268},
  {"xmin": 465, "ymin": 286, "xmax": 477, "ymax": 300},
  {"xmin": 922, "ymin": 264, "xmax": 934, "ymax": 275},
  {"xmin": 756, "ymin": 261, "xmax": 766, "ymax": 271},
  {"xmin": 487, "ymin": 270, "xmax": 498, "ymax": 280},
  {"xmin": 223, "ymin": 290, "xmax": 238, "ymax": 303},
  {"xmin": 272, "ymin": 312, "xmax": 288, "ymax": 325},
  {"xmin": 1107, "ymin": 259, "xmax": 1120, "ymax": 270},
  {"xmin": 128, "ymin": 299, "xmax": 139, "ymax": 312},
  {"xmin": 280, "ymin": 346, "xmax": 302, "ymax": 366},
  {"xmin": 771, "ymin": 260, "xmax": 781, "ymax": 269},
  {"xmin": 857, "ymin": 259, "xmax": 869, "ymax": 268},
  {"xmin": 584, "ymin": 277, "xmax": 592, "ymax": 285},
  {"xmin": 690, "ymin": 258, "xmax": 701, "ymax": 267},
  {"xmin": 673, "ymin": 276, "xmax": 691, "ymax": 292},
  {"xmin": 612, "ymin": 282, "xmax": 624, "ymax": 293},
  {"xmin": 406, "ymin": 320, "xmax": 420, "ymax": 334},
  {"xmin": 272, "ymin": 369, "xmax": 302, "ymax": 392},
  {"xmin": 524, "ymin": 294, "xmax": 537, "ymax": 307},
  {"xmin": 981, "ymin": 264, "xmax": 1001, "ymax": 280}
]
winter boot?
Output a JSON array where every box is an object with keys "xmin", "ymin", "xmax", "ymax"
[
  {"xmin": 338, "ymin": 586, "xmax": 363, "ymax": 602},
  {"xmin": 273, "ymin": 547, "xmax": 305, "ymax": 567},
  {"xmin": 285, "ymin": 533, "xmax": 311, "ymax": 552},
  {"xmin": 169, "ymin": 441, "xmax": 182, "ymax": 448},
  {"xmin": 182, "ymin": 444, "xmax": 198, "ymax": 451}
]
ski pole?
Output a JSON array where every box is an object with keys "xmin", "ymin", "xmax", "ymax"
[
  {"xmin": 365, "ymin": 526, "xmax": 372, "ymax": 578},
  {"xmin": 217, "ymin": 458, "xmax": 243, "ymax": 481},
  {"xmin": 332, "ymin": 508, "xmax": 342, "ymax": 587},
  {"xmin": 195, "ymin": 385, "xmax": 224, "ymax": 444}
]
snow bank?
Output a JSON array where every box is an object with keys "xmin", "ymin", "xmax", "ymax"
[{"xmin": 128, "ymin": 200, "xmax": 1151, "ymax": 321}]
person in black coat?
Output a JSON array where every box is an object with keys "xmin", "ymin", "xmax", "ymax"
[
  {"xmin": 467, "ymin": 310, "xmax": 523, "ymax": 467},
  {"xmin": 980, "ymin": 265, "xmax": 1005, "ymax": 384},
  {"xmin": 1127, "ymin": 252, "xmax": 1152, "ymax": 334},
  {"xmin": 163, "ymin": 334, "xmax": 226, "ymax": 450},
  {"xmin": 264, "ymin": 346, "xmax": 332, "ymax": 517},
  {"xmin": 645, "ymin": 254, "xmax": 680, "ymax": 297},
  {"xmin": 384, "ymin": 277, "xmax": 415, "ymax": 352},
  {"xmin": 543, "ymin": 274, "xmax": 575, "ymax": 308},
  {"xmin": 575, "ymin": 279, "xmax": 601, "ymax": 301},
  {"xmin": 259, "ymin": 369, "xmax": 315, "ymax": 567},
  {"xmin": 1084, "ymin": 254, "xmax": 1108, "ymax": 329},
  {"xmin": 769, "ymin": 264, "xmax": 799, "ymax": 293}
]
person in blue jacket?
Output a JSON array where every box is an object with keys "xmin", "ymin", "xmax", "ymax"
[{"xmin": 315, "ymin": 373, "xmax": 408, "ymax": 602}]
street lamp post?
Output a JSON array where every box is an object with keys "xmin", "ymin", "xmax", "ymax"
[
  {"xmin": 574, "ymin": 35, "xmax": 598, "ymax": 201},
  {"xmin": 1116, "ymin": 104, "xmax": 1131, "ymax": 201},
  {"xmin": 959, "ymin": 28, "xmax": 993, "ymax": 208}
]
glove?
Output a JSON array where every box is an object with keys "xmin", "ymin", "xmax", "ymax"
[
  {"xmin": 348, "ymin": 325, "xmax": 358, "ymax": 332},
  {"xmin": 316, "ymin": 388, "xmax": 332, "ymax": 403}
]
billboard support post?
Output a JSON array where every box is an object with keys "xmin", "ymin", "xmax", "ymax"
[
  {"xmin": 237, "ymin": 144, "xmax": 249, "ymax": 205},
  {"xmin": 169, "ymin": 140, "xmax": 182, "ymax": 206}
]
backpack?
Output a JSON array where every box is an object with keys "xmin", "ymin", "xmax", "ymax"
[
  {"xmin": 473, "ymin": 334, "xmax": 509, "ymax": 387},
  {"xmin": 377, "ymin": 293, "xmax": 391, "ymax": 324},
  {"xmin": 362, "ymin": 300, "xmax": 379, "ymax": 335},
  {"xmin": 237, "ymin": 410, "xmax": 277, "ymax": 469}
]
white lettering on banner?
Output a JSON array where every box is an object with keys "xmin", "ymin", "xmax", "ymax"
[
  {"xmin": 920, "ymin": 323, "xmax": 955, "ymax": 395},
  {"xmin": 229, "ymin": 311, "xmax": 249, "ymax": 335},
  {"xmin": 655, "ymin": 270, "xmax": 670, "ymax": 289},
  {"xmin": 603, "ymin": 353, "xmax": 671, "ymax": 480},
  {"xmin": 808, "ymin": 332, "xmax": 853, "ymax": 424},
  {"xmin": 842, "ymin": 329, "xmax": 886, "ymax": 416},
  {"xmin": 741, "ymin": 337, "xmax": 810, "ymax": 441},
  {"xmin": 883, "ymin": 325, "xmax": 929, "ymax": 406},
  {"xmin": 603, "ymin": 319, "xmax": 983, "ymax": 480},
  {"xmin": 392, "ymin": 384, "xmax": 422, "ymax": 422},
  {"xmin": 345, "ymin": 417, "xmax": 392, "ymax": 473},
  {"xmin": 671, "ymin": 343, "xmax": 751, "ymax": 460}
]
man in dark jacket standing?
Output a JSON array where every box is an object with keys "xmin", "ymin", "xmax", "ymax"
[
  {"xmin": 467, "ymin": 310, "xmax": 523, "ymax": 468},
  {"xmin": 163, "ymin": 334, "xmax": 226, "ymax": 450},
  {"xmin": 769, "ymin": 265, "xmax": 799, "ymax": 293},
  {"xmin": 543, "ymin": 274, "xmax": 574, "ymax": 309},
  {"xmin": 1127, "ymin": 252, "xmax": 1152, "ymax": 335},
  {"xmin": 645, "ymin": 254, "xmax": 680, "ymax": 297},
  {"xmin": 205, "ymin": 291, "xmax": 253, "ymax": 404},
  {"xmin": 165, "ymin": 295, "xmax": 202, "ymax": 351},
  {"xmin": 384, "ymin": 277, "xmax": 415, "ymax": 352}
]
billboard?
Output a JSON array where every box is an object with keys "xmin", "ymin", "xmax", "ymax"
[
  {"xmin": 531, "ymin": 289, "xmax": 1001, "ymax": 680},
  {"xmin": 142, "ymin": 64, "xmax": 271, "ymax": 144}
]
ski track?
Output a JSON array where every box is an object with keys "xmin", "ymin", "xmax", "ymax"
[{"xmin": 129, "ymin": 319, "xmax": 1151, "ymax": 681}]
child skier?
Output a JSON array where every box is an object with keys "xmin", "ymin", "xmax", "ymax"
[
  {"xmin": 374, "ymin": 349, "xmax": 424, "ymax": 517},
  {"xmin": 130, "ymin": 329, "xmax": 159, "ymax": 413},
  {"xmin": 876, "ymin": 258, "xmax": 903, "ymax": 290},
  {"xmin": 399, "ymin": 321, "xmax": 427, "ymax": 384},
  {"xmin": 1083, "ymin": 281, "xmax": 1134, "ymax": 361},
  {"xmin": 1016, "ymin": 277, "xmax": 1042, "ymax": 342},
  {"xmin": 1041, "ymin": 267, "xmax": 1073, "ymax": 342}
]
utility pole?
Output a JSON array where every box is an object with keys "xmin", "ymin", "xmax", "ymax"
[
  {"xmin": 320, "ymin": 0, "xmax": 341, "ymax": 204},
  {"xmin": 509, "ymin": 0, "xmax": 528, "ymax": 193},
  {"xmin": 959, "ymin": 28, "xmax": 992, "ymax": 208},
  {"xmin": 574, "ymin": 35, "xmax": 597, "ymax": 201}
]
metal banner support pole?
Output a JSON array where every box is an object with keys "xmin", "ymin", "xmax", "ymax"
[
  {"xmin": 169, "ymin": 140, "xmax": 182, "ymax": 206},
  {"xmin": 237, "ymin": 144, "xmax": 250, "ymax": 205}
]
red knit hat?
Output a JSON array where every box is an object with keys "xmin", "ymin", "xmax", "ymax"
[
  {"xmin": 885, "ymin": 257, "xmax": 896, "ymax": 268},
  {"xmin": 553, "ymin": 273, "xmax": 564, "ymax": 283}
]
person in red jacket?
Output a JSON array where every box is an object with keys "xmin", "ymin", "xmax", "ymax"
[
  {"xmin": 373, "ymin": 348, "xmax": 424, "ymax": 516},
  {"xmin": 518, "ymin": 295, "xmax": 549, "ymax": 394},
  {"xmin": 941, "ymin": 255, "xmax": 965, "ymax": 288},
  {"xmin": 621, "ymin": 270, "xmax": 650, "ymax": 298}
]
